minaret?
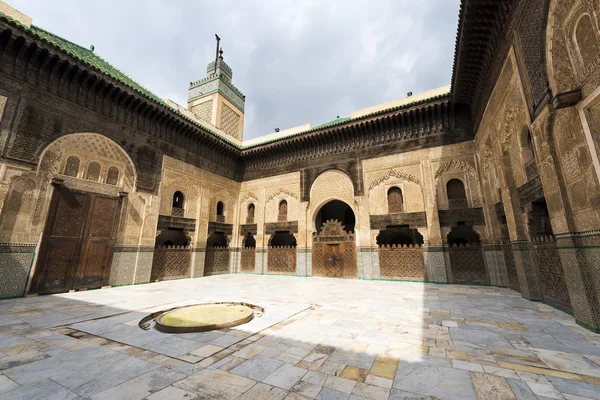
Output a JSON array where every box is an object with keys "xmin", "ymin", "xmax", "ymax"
[{"xmin": 188, "ymin": 36, "xmax": 245, "ymax": 141}]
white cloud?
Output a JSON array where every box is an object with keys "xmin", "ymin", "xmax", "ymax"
[{"xmin": 9, "ymin": 0, "xmax": 460, "ymax": 139}]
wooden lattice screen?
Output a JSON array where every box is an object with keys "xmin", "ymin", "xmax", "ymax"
[
  {"xmin": 240, "ymin": 248, "xmax": 256, "ymax": 272},
  {"xmin": 151, "ymin": 246, "xmax": 191, "ymax": 281},
  {"xmin": 378, "ymin": 244, "xmax": 425, "ymax": 281},
  {"xmin": 204, "ymin": 246, "xmax": 230, "ymax": 275},
  {"xmin": 267, "ymin": 246, "xmax": 296, "ymax": 274},
  {"xmin": 449, "ymin": 243, "xmax": 488, "ymax": 284}
]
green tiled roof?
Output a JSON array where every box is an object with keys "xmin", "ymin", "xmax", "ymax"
[
  {"xmin": 0, "ymin": 11, "xmax": 164, "ymax": 104},
  {"xmin": 0, "ymin": 11, "xmax": 451, "ymax": 151},
  {"xmin": 31, "ymin": 26, "xmax": 166, "ymax": 105},
  {"xmin": 0, "ymin": 11, "xmax": 245, "ymax": 149},
  {"xmin": 312, "ymin": 116, "xmax": 351, "ymax": 130},
  {"xmin": 242, "ymin": 90, "xmax": 450, "ymax": 149}
]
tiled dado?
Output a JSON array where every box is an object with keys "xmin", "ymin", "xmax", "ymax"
[
  {"xmin": 510, "ymin": 240, "xmax": 543, "ymax": 301},
  {"xmin": 555, "ymin": 231, "xmax": 600, "ymax": 333},
  {"xmin": 424, "ymin": 246, "xmax": 449, "ymax": 283},
  {"xmin": 296, "ymin": 247, "xmax": 311, "ymax": 277},
  {"xmin": 109, "ymin": 246, "xmax": 154, "ymax": 287},
  {"xmin": 482, "ymin": 244, "xmax": 509, "ymax": 287},
  {"xmin": 357, "ymin": 246, "xmax": 379, "ymax": 280},
  {"xmin": 0, "ymin": 243, "xmax": 36, "ymax": 299}
]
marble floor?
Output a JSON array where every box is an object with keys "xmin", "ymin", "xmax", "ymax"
[{"xmin": 0, "ymin": 275, "xmax": 599, "ymax": 400}]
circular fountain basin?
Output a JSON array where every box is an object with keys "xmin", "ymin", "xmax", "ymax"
[{"xmin": 154, "ymin": 303, "xmax": 256, "ymax": 333}]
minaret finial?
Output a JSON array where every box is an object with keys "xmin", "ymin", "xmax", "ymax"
[{"xmin": 214, "ymin": 34, "xmax": 221, "ymax": 75}]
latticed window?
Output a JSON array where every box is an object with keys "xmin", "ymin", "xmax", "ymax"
[
  {"xmin": 387, "ymin": 187, "xmax": 403, "ymax": 213},
  {"xmin": 447, "ymin": 179, "xmax": 467, "ymax": 209},
  {"xmin": 64, "ymin": 156, "xmax": 80, "ymax": 177},
  {"xmin": 216, "ymin": 201, "xmax": 225, "ymax": 223},
  {"xmin": 172, "ymin": 191, "xmax": 185, "ymax": 217},
  {"xmin": 278, "ymin": 200, "xmax": 288, "ymax": 221},
  {"xmin": 86, "ymin": 161, "xmax": 101, "ymax": 181},
  {"xmin": 106, "ymin": 167, "xmax": 119, "ymax": 185},
  {"xmin": 247, "ymin": 203, "xmax": 255, "ymax": 224}
]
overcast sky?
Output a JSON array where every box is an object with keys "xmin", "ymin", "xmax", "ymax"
[{"xmin": 11, "ymin": 0, "xmax": 460, "ymax": 139}]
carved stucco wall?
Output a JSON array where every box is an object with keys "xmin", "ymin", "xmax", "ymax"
[
  {"xmin": 362, "ymin": 141, "xmax": 482, "ymax": 244},
  {"xmin": 366, "ymin": 164, "xmax": 424, "ymax": 215},
  {"xmin": 159, "ymin": 156, "xmax": 240, "ymax": 247},
  {"xmin": 239, "ymin": 172, "xmax": 301, "ymax": 247},
  {"xmin": 0, "ymin": 132, "xmax": 150, "ymax": 245},
  {"xmin": 475, "ymin": 48, "xmax": 532, "ymax": 241},
  {"xmin": 547, "ymin": 0, "xmax": 600, "ymax": 98},
  {"xmin": 433, "ymin": 158, "xmax": 482, "ymax": 210}
]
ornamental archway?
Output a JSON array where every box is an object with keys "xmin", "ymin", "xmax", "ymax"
[{"xmin": 312, "ymin": 200, "xmax": 357, "ymax": 278}]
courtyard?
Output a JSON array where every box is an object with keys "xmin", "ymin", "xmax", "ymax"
[{"xmin": 0, "ymin": 276, "xmax": 597, "ymax": 400}]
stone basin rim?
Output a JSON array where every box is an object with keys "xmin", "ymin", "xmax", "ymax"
[{"xmin": 140, "ymin": 301, "xmax": 264, "ymax": 334}]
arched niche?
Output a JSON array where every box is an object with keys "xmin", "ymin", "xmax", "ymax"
[
  {"xmin": 35, "ymin": 133, "xmax": 138, "ymax": 245},
  {"xmin": 387, "ymin": 186, "xmax": 404, "ymax": 213},
  {"xmin": 38, "ymin": 133, "xmax": 137, "ymax": 191},
  {"xmin": 314, "ymin": 200, "xmax": 356, "ymax": 234}
]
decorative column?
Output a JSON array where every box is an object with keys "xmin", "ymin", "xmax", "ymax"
[
  {"xmin": 422, "ymin": 160, "xmax": 449, "ymax": 283},
  {"xmin": 499, "ymin": 148, "xmax": 543, "ymax": 300}
]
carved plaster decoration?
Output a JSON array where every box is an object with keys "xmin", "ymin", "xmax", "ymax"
[
  {"xmin": 368, "ymin": 169, "xmax": 421, "ymax": 191},
  {"xmin": 434, "ymin": 159, "xmax": 477, "ymax": 179},
  {"xmin": 266, "ymin": 188, "xmax": 298, "ymax": 204},
  {"xmin": 240, "ymin": 192, "xmax": 259, "ymax": 204}
]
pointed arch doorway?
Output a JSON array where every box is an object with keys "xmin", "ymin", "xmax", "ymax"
[{"xmin": 312, "ymin": 200, "xmax": 357, "ymax": 278}]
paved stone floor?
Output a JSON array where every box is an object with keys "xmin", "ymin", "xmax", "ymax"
[{"xmin": 0, "ymin": 275, "xmax": 599, "ymax": 400}]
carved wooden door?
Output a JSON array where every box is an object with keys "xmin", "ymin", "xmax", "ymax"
[
  {"xmin": 325, "ymin": 244, "xmax": 343, "ymax": 277},
  {"xmin": 31, "ymin": 188, "xmax": 89, "ymax": 293},
  {"xmin": 31, "ymin": 188, "xmax": 121, "ymax": 294},
  {"xmin": 74, "ymin": 195, "xmax": 121, "ymax": 289}
]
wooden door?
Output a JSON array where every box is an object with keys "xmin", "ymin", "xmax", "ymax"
[
  {"xmin": 74, "ymin": 195, "xmax": 121, "ymax": 289},
  {"xmin": 31, "ymin": 188, "xmax": 89, "ymax": 294},
  {"xmin": 324, "ymin": 244, "xmax": 343, "ymax": 277},
  {"xmin": 31, "ymin": 188, "xmax": 121, "ymax": 294}
]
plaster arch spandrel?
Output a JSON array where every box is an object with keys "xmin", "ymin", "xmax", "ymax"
[
  {"xmin": 37, "ymin": 133, "xmax": 137, "ymax": 192},
  {"xmin": 434, "ymin": 159, "xmax": 482, "ymax": 209},
  {"xmin": 309, "ymin": 169, "xmax": 355, "ymax": 209},
  {"xmin": 266, "ymin": 188, "xmax": 298, "ymax": 204},
  {"xmin": 368, "ymin": 169, "xmax": 421, "ymax": 191}
]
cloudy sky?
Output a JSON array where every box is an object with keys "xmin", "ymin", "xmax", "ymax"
[{"xmin": 11, "ymin": 0, "xmax": 460, "ymax": 139}]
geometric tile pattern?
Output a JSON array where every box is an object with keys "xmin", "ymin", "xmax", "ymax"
[
  {"xmin": 134, "ymin": 252, "xmax": 154, "ymax": 284},
  {"xmin": 0, "ymin": 247, "xmax": 35, "ymax": 298},
  {"xmin": 424, "ymin": 247, "xmax": 449, "ymax": 283},
  {"xmin": 108, "ymin": 252, "xmax": 136, "ymax": 286}
]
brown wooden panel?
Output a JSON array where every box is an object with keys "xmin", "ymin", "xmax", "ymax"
[
  {"xmin": 240, "ymin": 248, "xmax": 256, "ymax": 272},
  {"xmin": 204, "ymin": 247, "xmax": 230, "ymax": 275},
  {"xmin": 87, "ymin": 196, "xmax": 118, "ymax": 237},
  {"xmin": 38, "ymin": 239, "xmax": 80, "ymax": 292},
  {"xmin": 267, "ymin": 247, "xmax": 296, "ymax": 274},
  {"xmin": 31, "ymin": 188, "xmax": 89, "ymax": 293},
  {"xmin": 151, "ymin": 247, "xmax": 191, "ymax": 281},
  {"xmin": 51, "ymin": 191, "xmax": 88, "ymax": 237},
  {"xmin": 76, "ymin": 241, "xmax": 111, "ymax": 288},
  {"xmin": 379, "ymin": 245, "xmax": 425, "ymax": 281},
  {"xmin": 449, "ymin": 244, "xmax": 488, "ymax": 285},
  {"xmin": 75, "ymin": 195, "xmax": 121, "ymax": 289},
  {"xmin": 325, "ymin": 244, "xmax": 342, "ymax": 277}
]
